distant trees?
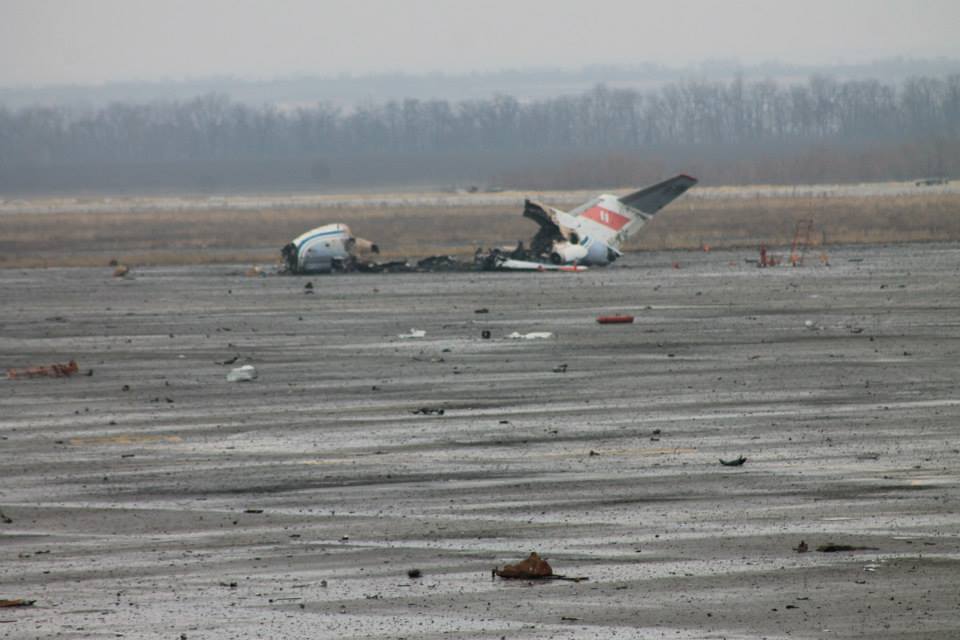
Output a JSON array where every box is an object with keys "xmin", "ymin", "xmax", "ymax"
[{"xmin": 1, "ymin": 74, "xmax": 958, "ymax": 193}]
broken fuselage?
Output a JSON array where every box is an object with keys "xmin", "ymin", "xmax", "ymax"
[
  {"xmin": 518, "ymin": 174, "xmax": 698, "ymax": 268},
  {"xmin": 281, "ymin": 223, "xmax": 379, "ymax": 274}
]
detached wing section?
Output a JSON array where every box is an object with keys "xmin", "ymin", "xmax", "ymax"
[{"xmin": 619, "ymin": 174, "xmax": 698, "ymax": 215}]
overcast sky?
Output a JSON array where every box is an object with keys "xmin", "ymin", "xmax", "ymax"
[{"xmin": 1, "ymin": 0, "xmax": 958, "ymax": 86}]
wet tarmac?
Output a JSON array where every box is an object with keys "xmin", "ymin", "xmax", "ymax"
[{"xmin": 2, "ymin": 243, "xmax": 960, "ymax": 639}]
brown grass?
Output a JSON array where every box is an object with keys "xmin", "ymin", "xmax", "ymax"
[{"xmin": 2, "ymin": 191, "xmax": 959, "ymax": 268}]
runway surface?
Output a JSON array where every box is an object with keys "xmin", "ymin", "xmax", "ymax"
[{"xmin": 2, "ymin": 244, "xmax": 960, "ymax": 639}]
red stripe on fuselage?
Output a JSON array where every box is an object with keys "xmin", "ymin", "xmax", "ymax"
[{"xmin": 582, "ymin": 205, "xmax": 630, "ymax": 230}]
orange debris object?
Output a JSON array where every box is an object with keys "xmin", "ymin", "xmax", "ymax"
[
  {"xmin": 597, "ymin": 315, "xmax": 635, "ymax": 324},
  {"xmin": 7, "ymin": 360, "xmax": 79, "ymax": 380},
  {"xmin": 494, "ymin": 552, "xmax": 554, "ymax": 579}
]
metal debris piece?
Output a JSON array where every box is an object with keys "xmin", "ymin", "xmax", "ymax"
[
  {"xmin": 719, "ymin": 456, "xmax": 747, "ymax": 466},
  {"xmin": 0, "ymin": 599, "xmax": 35, "ymax": 608},
  {"xmin": 415, "ymin": 255, "xmax": 465, "ymax": 272},
  {"xmin": 412, "ymin": 407, "xmax": 444, "ymax": 416},
  {"xmin": 7, "ymin": 360, "xmax": 79, "ymax": 380},
  {"xmin": 494, "ymin": 552, "xmax": 553, "ymax": 579},
  {"xmin": 226, "ymin": 365, "xmax": 258, "ymax": 382},
  {"xmin": 816, "ymin": 543, "xmax": 880, "ymax": 553},
  {"xmin": 493, "ymin": 552, "xmax": 588, "ymax": 582}
]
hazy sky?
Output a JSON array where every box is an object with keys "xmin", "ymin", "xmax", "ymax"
[{"xmin": 1, "ymin": 0, "xmax": 958, "ymax": 86}]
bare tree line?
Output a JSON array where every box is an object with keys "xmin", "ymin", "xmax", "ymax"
[{"xmin": 1, "ymin": 75, "xmax": 958, "ymax": 193}]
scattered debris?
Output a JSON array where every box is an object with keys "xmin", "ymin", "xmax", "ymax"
[
  {"xmin": 552, "ymin": 363, "xmax": 568, "ymax": 373},
  {"xmin": 474, "ymin": 308, "xmax": 489, "ymax": 314},
  {"xmin": 0, "ymin": 599, "xmax": 35, "ymax": 608},
  {"xmin": 507, "ymin": 331, "xmax": 553, "ymax": 340},
  {"xmin": 597, "ymin": 315, "xmax": 634, "ymax": 324},
  {"xmin": 481, "ymin": 330, "xmax": 492, "ymax": 339},
  {"xmin": 0, "ymin": 509, "xmax": 12, "ymax": 524},
  {"xmin": 794, "ymin": 540, "xmax": 809, "ymax": 553},
  {"xmin": 226, "ymin": 365, "xmax": 258, "ymax": 382},
  {"xmin": 245, "ymin": 266, "xmax": 264, "ymax": 277},
  {"xmin": 416, "ymin": 255, "xmax": 463, "ymax": 271},
  {"xmin": 816, "ymin": 543, "xmax": 880, "ymax": 553},
  {"xmin": 244, "ymin": 509, "xmax": 264, "ymax": 514},
  {"xmin": 7, "ymin": 359, "xmax": 79, "ymax": 380},
  {"xmin": 719, "ymin": 456, "xmax": 747, "ymax": 467},
  {"xmin": 217, "ymin": 355, "xmax": 239, "ymax": 365},
  {"xmin": 413, "ymin": 407, "xmax": 445, "ymax": 416},
  {"xmin": 407, "ymin": 568, "xmax": 422, "ymax": 579},
  {"xmin": 398, "ymin": 329, "xmax": 426, "ymax": 339},
  {"xmin": 113, "ymin": 264, "xmax": 129, "ymax": 277},
  {"xmin": 493, "ymin": 552, "xmax": 588, "ymax": 582}
]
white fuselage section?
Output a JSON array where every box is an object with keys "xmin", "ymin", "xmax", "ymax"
[{"xmin": 292, "ymin": 223, "xmax": 355, "ymax": 273}]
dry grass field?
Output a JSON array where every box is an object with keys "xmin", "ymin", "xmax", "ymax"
[{"xmin": 2, "ymin": 186, "xmax": 959, "ymax": 268}]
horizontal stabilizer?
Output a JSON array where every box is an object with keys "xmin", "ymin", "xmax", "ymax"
[{"xmin": 619, "ymin": 174, "xmax": 698, "ymax": 214}]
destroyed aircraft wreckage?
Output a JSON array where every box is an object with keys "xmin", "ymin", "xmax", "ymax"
[
  {"xmin": 281, "ymin": 175, "xmax": 697, "ymax": 274},
  {"xmin": 281, "ymin": 223, "xmax": 379, "ymax": 274}
]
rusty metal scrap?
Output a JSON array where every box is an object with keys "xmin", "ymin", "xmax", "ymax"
[
  {"xmin": 494, "ymin": 552, "xmax": 554, "ymax": 579},
  {"xmin": 0, "ymin": 599, "xmax": 36, "ymax": 608},
  {"xmin": 7, "ymin": 359, "xmax": 79, "ymax": 380}
]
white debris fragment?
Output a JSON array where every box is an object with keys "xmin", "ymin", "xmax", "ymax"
[
  {"xmin": 398, "ymin": 329, "xmax": 426, "ymax": 339},
  {"xmin": 226, "ymin": 364, "xmax": 258, "ymax": 382},
  {"xmin": 507, "ymin": 331, "xmax": 554, "ymax": 340}
]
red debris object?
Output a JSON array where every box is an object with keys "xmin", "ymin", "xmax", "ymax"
[
  {"xmin": 494, "ymin": 552, "xmax": 554, "ymax": 579},
  {"xmin": 0, "ymin": 599, "xmax": 36, "ymax": 607},
  {"xmin": 597, "ymin": 315, "xmax": 634, "ymax": 324},
  {"xmin": 7, "ymin": 359, "xmax": 79, "ymax": 380}
]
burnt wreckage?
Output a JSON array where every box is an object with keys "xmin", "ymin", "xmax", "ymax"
[{"xmin": 281, "ymin": 175, "xmax": 696, "ymax": 274}]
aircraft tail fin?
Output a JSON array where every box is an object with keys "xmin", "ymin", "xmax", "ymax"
[{"xmin": 619, "ymin": 174, "xmax": 697, "ymax": 214}]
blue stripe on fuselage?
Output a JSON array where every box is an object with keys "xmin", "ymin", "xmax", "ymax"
[{"xmin": 295, "ymin": 228, "xmax": 347, "ymax": 249}]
